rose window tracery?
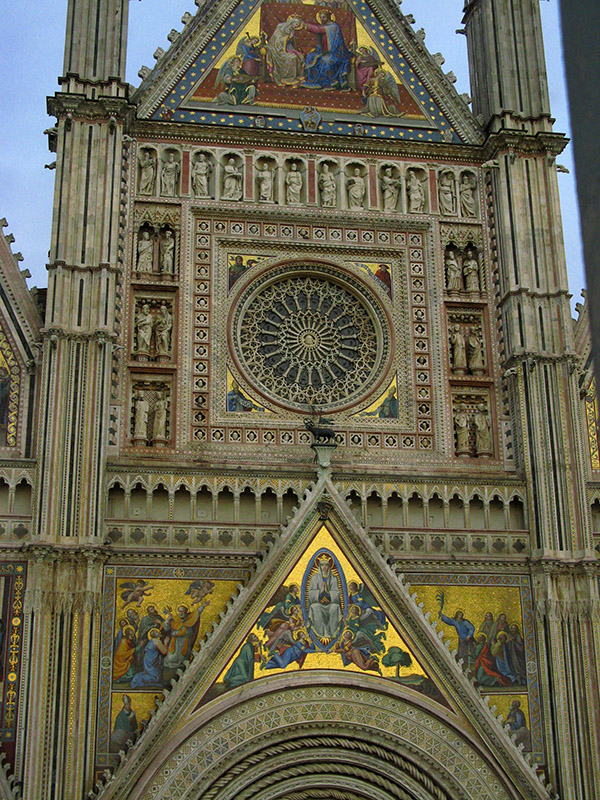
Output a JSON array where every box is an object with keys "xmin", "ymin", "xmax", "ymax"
[{"xmin": 231, "ymin": 267, "xmax": 391, "ymax": 412}]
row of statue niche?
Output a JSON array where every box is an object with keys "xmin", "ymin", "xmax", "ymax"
[
  {"xmin": 445, "ymin": 245, "xmax": 482, "ymax": 295},
  {"xmin": 132, "ymin": 389, "xmax": 170, "ymax": 446},
  {"xmin": 136, "ymin": 226, "xmax": 176, "ymax": 276},
  {"xmin": 138, "ymin": 149, "xmax": 180, "ymax": 198},
  {"xmin": 449, "ymin": 323, "xmax": 485, "ymax": 375},
  {"xmin": 134, "ymin": 302, "xmax": 173, "ymax": 361},
  {"xmin": 454, "ymin": 402, "xmax": 492, "ymax": 457},
  {"xmin": 438, "ymin": 170, "xmax": 478, "ymax": 218}
]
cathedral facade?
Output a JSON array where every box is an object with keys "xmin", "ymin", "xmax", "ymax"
[{"xmin": 0, "ymin": 1, "xmax": 598, "ymax": 799}]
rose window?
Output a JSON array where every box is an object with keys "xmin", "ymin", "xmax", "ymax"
[{"xmin": 230, "ymin": 267, "xmax": 391, "ymax": 412}]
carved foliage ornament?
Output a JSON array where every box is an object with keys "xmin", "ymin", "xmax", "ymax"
[{"xmin": 231, "ymin": 266, "xmax": 391, "ymax": 412}]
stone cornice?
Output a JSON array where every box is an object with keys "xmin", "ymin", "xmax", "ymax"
[
  {"xmin": 47, "ymin": 92, "xmax": 135, "ymax": 123},
  {"xmin": 483, "ymin": 129, "xmax": 569, "ymax": 159}
]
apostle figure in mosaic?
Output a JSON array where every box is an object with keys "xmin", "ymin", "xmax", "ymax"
[
  {"xmin": 463, "ymin": 248, "xmax": 481, "ymax": 293},
  {"xmin": 137, "ymin": 230, "xmax": 154, "ymax": 273},
  {"xmin": 223, "ymin": 633, "xmax": 261, "ymax": 688},
  {"xmin": 308, "ymin": 554, "xmax": 342, "ymax": 640},
  {"xmin": 407, "ymin": 169, "xmax": 425, "ymax": 213},
  {"xmin": 460, "ymin": 173, "xmax": 477, "ymax": 217},
  {"xmin": 438, "ymin": 171, "xmax": 456, "ymax": 215},
  {"xmin": 191, "ymin": 153, "xmax": 212, "ymax": 198},
  {"xmin": 286, "ymin": 163, "xmax": 303, "ymax": 204},
  {"xmin": 160, "ymin": 153, "xmax": 180, "ymax": 197},
  {"xmin": 380, "ymin": 167, "xmax": 401, "ymax": 211},
  {"xmin": 318, "ymin": 163, "xmax": 337, "ymax": 207},
  {"xmin": 222, "ymin": 158, "xmax": 243, "ymax": 200},
  {"xmin": 159, "ymin": 230, "xmax": 175, "ymax": 274},
  {"xmin": 155, "ymin": 304, "xmax": 172, "ymax": 357},
  {"xmin": 163, "ymin": 605, "xmax": 202, "ymax": 671},
  {"xmin": 138, "ymin": 150, "xmax": 156, "ymax": 196},
  {"xmin": 135, "ymin": 304, "xmax": 153, "ymax": 355},
  {"xmin": 109, "ymin": 694, "xmax": 138, "ymax": 752},
  {"xmin": 347, "ymin": 167, "xmax": 366, "ymax": 209}
]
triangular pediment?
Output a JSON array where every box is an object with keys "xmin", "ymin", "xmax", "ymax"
[
  {"xmin": 133, "ymin": 0, "xmax": 483, "ymax": 144},
  {"xmin": 97, "ymin": 472, "xmax": 548, "ymax": 800}
]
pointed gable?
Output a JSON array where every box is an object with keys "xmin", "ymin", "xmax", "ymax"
[{"xmin": 134, "ymin": 0, "xmax": 483, "ymax": 144}]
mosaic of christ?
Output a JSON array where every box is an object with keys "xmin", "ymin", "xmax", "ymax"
[{"xmin": 189, "ymin": 1, "xmax": 424, "ymax": 118}]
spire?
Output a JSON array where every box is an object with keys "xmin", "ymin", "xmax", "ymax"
[
  {"xmin": 62, "ymin": 0, "xmax": 129, "ymax": 84},
  {"xmin": 462, "ymin": 0, "xmax": 551, "ymax": 132}
]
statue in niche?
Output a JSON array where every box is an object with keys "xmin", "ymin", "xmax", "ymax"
[
  {"xmin": 222, "ymin": 158, "xmax": 243, "ymax": 200},
  {"xmin": 463, "ymin": 248, "xmax": 481, "ymax": 293},
  {"xmin": 318, "ymin": 164, "xmax": 337, "ymax": 207},
  {"xmin": 285, "ymin": 163, "xmax": 303, "ymax": 204},
  {"xmin": 159, "ymin": 230, "xmax": 175, "ymax": 274},
  {"xmin": 450, "ymin": 324, "xmax": 467, "ymax": 373},
  {"xmin": 135, "ymin": 304, "xmax": 154, "ymax": 355},
  {"xmin": 460, "ymin": 173, "xmax": 477, "ymax": 217},
  {"xmin": 454, "ymin": 403, "xmax": 470, "ymax": 456},
  {"xmin": 347, "ymin": 167, "xmax": 365, "ymax": 209},
  {"xmin": 138, "ymin": 150, "xmax": 156, "ymax": 195},
  {"xmin": 474, "ymin": 404, "xmax": 491, "ymax": 455},
  {"xmin": 137, "ymin": 230, "xmax": 154, "ymax": 272},
  {"xmin": 407, "ymin": 169, "xmax": 426, "ymax": 213},
  {"xmin": 133, "ymin": 392, "xmax": 149, "ymax": 440},
  {"xmin": 438, "ymin": 172, "xmax": 456, "ymax": 215},
  {"xmin": 445, "ymin": 249, "xmax": 462, "ymax": 292},
  {"xmin": 153, "ymin": 392, "xmax": 169, "ymax": 442},
  {"xmin": 160, "ymin": 153, "xmax": 180, "ymax": 197},
  {"xmin": 467, "ymin": 327, "xmax": 485, "ymax": 374},
  {"xmin": 380, "ymin": 167, "xmax": 401, "ymax": 211},
  {"xmin": 155, "ymin": 304, "xmax": 173, "ymax": 357},
  {"xmin": 257, "ymin": 163, "xmax": 276, "ymax": 202},
  {"xmin": 191, "ymin": 154, "xmax": 212, "ymax": 198}
]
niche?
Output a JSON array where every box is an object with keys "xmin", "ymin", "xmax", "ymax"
[
  {"xmin": 386, "ymin": 492, "xmax": 404, "ymax": 527},
  {"xmin": 405, "ymin": 167, "xmax": 428, "ymax": 214},
  {"xmin": 216, "ymin": 487, "xmax": 235, "ymax": 523},
  {"xmin": 489, "ymin": 496, "xmax": 505, "ymax": 529},
  {"xmin": 407, "ymin": 493, "xmax": 424, "ymax": 527},
  {"xmin": 428, "ymin": 494, "xmax": 445, "ymax": 528},
  {"xmin": 344, "ymin": 162, "xmax": 367, "ymax": 210},
  {"xmin": 220, "ymin": 153, "xmax": 244, "ymax": 201},
  {"xmin": 152, "ymin": 484, "xmax": 170, "ymax": 519},
  {"xmin": 13, "ymin": 481, "xmax": 31, "ymax": 516},
  {"xmin": 469, "ymin": 495, "xmax": 485, "ymax": 530},
  {"xmin": 281, "ymin": 489, "xmax": 299, "ymax": 522},
  {"xmin": 346, "ymin": 490, "xmax": 362, "ymax": 523},
  {"xmin": 261, "ymin": 489, "xmax": 277, "ymax": 523},
  {"xmin": 0, "ymin": 479, "xmax": 9, "ymax": 515},
  {"xmin": 239, "ymin": 488, "xmax": 256, "ymax": 524},
  {"xmin": 509, "ymin": 497, "xmax": 525, "ymax": 530},
  {"xmin": 173, "ymin": 486, "xmax": 191, "ymax": 522},
  {"xmin": 255, "ymin": 155, "xmax": 278, "ymax": 204},
  {"xmin": 107, "ymin": 483, "xmax": 126, "ymax": 518},
  {"xmin": 317, "ymin": 159, "xmax": 339, "ymax": 209},
  {"xmin": 366, "ymin": 492, "xmax": 383, "ymax": 527},
  {"xmin": 448, "ymin": 495, "xmax": 465, "ymax": 528},
  {"xmin": 283, "ymin": 159, "xmax": 305, "ymax": 206},
  {"xmin": 592, "ymin": 500, "xmax": 600, "ymax": 533},
  {"xmin": 130, "ymin": 483, "xmax": 147, "ymax": 519},
  {"xmin": 160, "ymin": 148, "xmax": 181, "ymax": 198},
  {"xmin": 137, "ymin": 147, "xmax": 158, "ymax": 196},
  {"xmin": 191, "ymin": 150, "xmax": 214, "ymax": 199},
  {"xmin": 195, "ymin": 486, "xmax": 213, "ymax": 521}
]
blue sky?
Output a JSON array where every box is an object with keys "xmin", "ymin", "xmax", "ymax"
[{"xmin": 0, "ymin": 0, "xmax": 585, "ymax": 308}]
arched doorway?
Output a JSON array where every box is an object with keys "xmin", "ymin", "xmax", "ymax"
[{"xmin": 128, "ymin": 674, "xmax": 524, "ymax": 800}]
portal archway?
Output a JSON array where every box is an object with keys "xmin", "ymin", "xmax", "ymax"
[{"xmin": 130, "ymin": 674, "xmax": 523, "ymax": 800}]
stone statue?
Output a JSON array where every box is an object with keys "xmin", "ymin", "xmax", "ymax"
[
  {"xmin": 285, "ymin": 163, "xmax": 303, "ymax": 204},
  {"xmin": 454, "ymin": 403, "xmax": 470, "ymax": 457},
  {"xmin": 380, "ymin": 167, "xmax": 401, "ymax": 211},
  {"xmin": 138, "ymin": 150, "xmax": 156, "ymax": 195},
  {"xmin": 318, "ymin": 164, "xmax": 337, "ymax": 207},
  {"xmin": 133, "ymin": 392, "xmax": 149, "ymax": 440},
  {"xmin": 159, "ymin": 230, "xmax": 175, "ymax": 274},
  {"xmin": 137, "ymin": 230, "xmax": 154, "ymax": 272},
  {"xmin": 154, "ymin": 304, "xmax": 172, "ymax": 357},
  {"xmin": 445, "ymin": 250, "xmax": 462, "ymax": 292},
  {"xmin": 257, "ymin": 163, "xmax": 275, "ymax": 203},
  {"xmin": 463, "ymin": 249, "xmax": 481, "ymax": 293},
  {"xmin": 460, "ymin": 173, "xmax": 477, "ymax": 217},
  {"xmin": 438, "ymin": 172, "xmax": 456, "ymax": 215},
  {"xmin": 222, "ymin": 158, "xmax": 243, "ymax": 200},
  {"xmin": 135, "ymin": 304, "xmax": 153, "ymax": 355},
  {"xmin": 407, "ymin": 169, "xmax": 425, "ymax": 213},
  {"xmin": 474, "ymin": 404, "xmax": 491, "ymax": 455},
  {"xmin": 191, "ymin": 153, "xmax": 211, "ymax": 198},
  {"xmin": 467, "ymin": 327, "xmax": 485, "ymax": 373},
  {"xmin": 160, "ymin": 153, "xmax": 180, "ymax": 197},
  {"xmin": 153, "ymin": 392, "xmax": 169, "ymax": 441},
  {"xmin": 347, "ymin": 167, "xmax": 366, "ymax": 209},
  {"xmin": 450, "ymin": 325, "xmax": 467, "ymax": 373}
]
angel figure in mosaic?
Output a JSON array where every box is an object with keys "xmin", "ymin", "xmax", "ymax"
[
  {"xmin": 362, "ymin": 68, "xmax": 405, "ymax": 118},
  {"xmin": 120, "ymin": 579, "xmax": 154, "ymax": 609},
  {"xmin": 261, "ymin": 630, "xmax": 313, "ymax": 671},
  {"xmin": 185, "ymin": 579, "xmax": 215, "ymax": 606},
  {"xmin": 334, "ymin": 629, "xmax": 382, "ymax": 673}
]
